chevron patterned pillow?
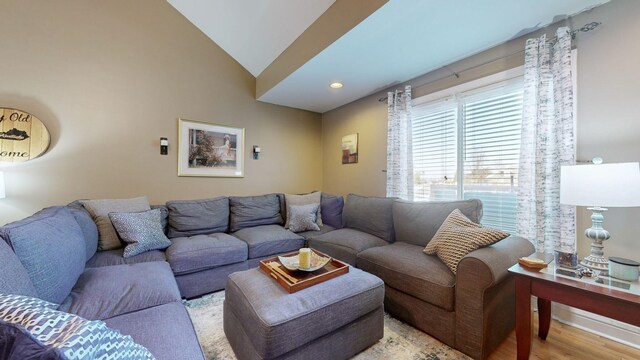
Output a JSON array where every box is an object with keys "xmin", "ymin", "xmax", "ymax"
[
  {"xmin": 424, "ymin": 209, "xmax": 509, "ymax": 274},
  {"xmin": 0, "ymin": 293, "xmax": 155, "ymax": 360}
]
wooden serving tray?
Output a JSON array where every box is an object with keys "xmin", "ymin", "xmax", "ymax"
[{"xmin": 259, "ymin": 249, "xmax": 349, "ymax": 293}]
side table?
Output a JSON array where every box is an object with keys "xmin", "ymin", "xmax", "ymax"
[{"xmin": 508, "ymin": 262, "xmax": 640, "ymax": 360}]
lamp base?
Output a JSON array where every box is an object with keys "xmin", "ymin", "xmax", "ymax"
[
  {"xmin": 580, "ymin": 255, "xmax": 609, "ymax": 272},
  {"xmin": 581, "ymin": 207, "xmax": 611, "ymax": 273}
]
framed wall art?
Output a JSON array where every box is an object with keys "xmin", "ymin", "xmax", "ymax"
[
  {"xmin": 178, "ymin": 118, "xmax": 244, "ymax": 177},
  {"xmin": 341, "ymin": 133, "xmax": 358, "ymax": 164},
  {"xmin": 0, "ymin": 108, "xmax": 50, "ymax": 163}
]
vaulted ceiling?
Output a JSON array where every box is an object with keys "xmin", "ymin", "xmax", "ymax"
[{"xmin": 168, "ymin": 0, "xmax": 609, "ymax": 113}]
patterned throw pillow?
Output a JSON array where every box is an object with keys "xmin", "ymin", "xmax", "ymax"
[
  {"xmin": 287, "ymin": 204, "xmax": 321, "ymax": 233},
  {"xmin": 0, "ymin": 293, "xmax": 155, "ymax": 359},
  {"xmin": 424, "ymin": 209, "xmax": 509, "ymax": 274},
  {"xmin": 284, "ymin": 192, "xmax": 323, "ymax": 228},
  {"xmin": 108, "ymin": 209, "xmax": 171, "ymax": 258}
]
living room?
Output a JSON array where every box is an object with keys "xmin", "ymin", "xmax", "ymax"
[{"xmin": 0, "ymin": 0, "xmax": 639, "ymax": 359}]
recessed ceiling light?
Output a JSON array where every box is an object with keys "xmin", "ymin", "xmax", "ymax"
[{"xmin": 330, "ymin": 82, "xmax": 343, "ymax": 89}]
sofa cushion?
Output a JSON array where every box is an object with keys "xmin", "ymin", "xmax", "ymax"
[
  {"xmin": 284, "ymin": 192, "xmax": 322, "ymax": 227},
  {"xmin": 424, "ymin": 209, "xmax": 508, "ymax": 274},
  {"xmin": 357, "ymin": 242, "xmax": 455, "ymax": 311},
  {"xmin": 0, "ymin": 206, "xmax": 86, "ymax": 304},
  {"xmin": 287, "ymin": 203, "xmax": 321, "ymax": 233},
  {"xmin": 166, "ymin": 233, "xmax": 248, "ymax": 275},
  {"xmin": 0, "ymin": 293, "xmax": 154, "ymax": 360},
  {"xmin": 229, "ymin": 194, "xmax": 283, "ymax": 232},
  {"xmin": 0, "ymin": 238, "xmax": 38, "ymax": 297},
  {"xmin": 81, "ymin": 196, "xmax": 151, "ymax": 251},
  {"xmin": 233, "ymin": 224, "xmax": 304, "ymax": 259},
  {"xmin": 393, "ymin": 199, "xmax": 483, "ymax": 247},
  {"xmin": 151, "ymin": 204, "xmax": 169, "ymax": 234},
  {"xmin": 166, "ymin": 197, "xmax": 229, "ymax": 238},
  {"xmin": 343, "ymin": 194, "xmax": 395, "ymax": 242},
  {"xmin": 307, "ymin": 228, "xmax": 388, "ymax": 266},
  {"xmin": 105, "ymin": 302, "xmax": 205, "ymax": 360},
  {"xmin": 68, "ymin": 207, "xmax": 99, "ymax": 261},
  {"xmin": 321, "ymin": 193, "xmax": 344, "ymax": 229},
  {"xmin": 297, "ymin": 225, "xmax": 335, "ymax": 241},
  {"xmin": 109, "ymin": 209, "xmax": 172, "ymax": 258},
  {"xmin": 86, "ymin": 248, "xmax": 166, "ymax": 268},
  {"xmin": 57, "ymin": 262, "xmax": 181, "ymax": 320}
]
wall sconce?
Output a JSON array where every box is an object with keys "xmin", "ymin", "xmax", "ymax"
[
  {"xmin": 160, "ymin": 137, "xmax": 169, "ymax": 155},
  {"xmin": 253, "ymin": 145, "xmax": 261, "ymax": 160}
]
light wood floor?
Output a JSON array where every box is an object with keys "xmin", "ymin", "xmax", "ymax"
[{"xmin": 489, "ymin": 313, "xmax": 640, "ymax": 359}]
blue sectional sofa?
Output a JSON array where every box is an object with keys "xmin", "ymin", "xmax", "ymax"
[
  {"xmin": 0, "ymin": 192, "xmax": 338, "ymax": 359},
  {"xmin": 1, "ymin": 191, "xmax": 532, "ymax": 360}
]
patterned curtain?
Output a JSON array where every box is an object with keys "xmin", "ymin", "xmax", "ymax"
[
  {"xmin": 386, "ymin": 85, "xmax": 414, "ymax": 200},
  {"xmin": 517, "ymin": 27, "xmax": 576, "ymax": 254}
]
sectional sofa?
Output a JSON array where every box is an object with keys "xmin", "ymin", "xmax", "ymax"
[
  {"xmin": 0, "ymin": 192, "xmax": 533, "ymax": 360},
  {"xmin": 308, "ymin": 194, "xmax": 534, "ymax": 359}
]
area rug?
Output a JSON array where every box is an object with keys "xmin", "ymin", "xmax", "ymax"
[{"xmin": 185, "ymin": 292, "xmax": 469, "ymax": 360}]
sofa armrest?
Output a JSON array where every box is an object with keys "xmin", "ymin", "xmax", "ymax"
[
  {"xmin": 454, "ymin": 235, "xmax": 534, "ymax": 359},
  {"xmin": 459, "ymin": 235, "xmax": 535, "ymax": 288}
]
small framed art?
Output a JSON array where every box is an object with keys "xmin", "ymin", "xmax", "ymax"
[
  {"xmin": 177, "ymin": 118, "xmax": 244, "ymax": 177},
  {"xmin": 341, "ymin": 133, "xmax": 358, "ymax": 164}
]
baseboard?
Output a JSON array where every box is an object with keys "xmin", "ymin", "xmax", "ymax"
[{"xmin": 550, "ymin": 303, "xmax": 640, "ymax": 350}]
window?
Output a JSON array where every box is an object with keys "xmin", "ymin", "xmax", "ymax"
[{"xmin": 412, "ymin": 74, "xmax": 523, "ymax": 233}]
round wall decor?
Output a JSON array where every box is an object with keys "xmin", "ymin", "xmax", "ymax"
[{"xmin": 0, "ymin": 108, "xmax": 51, "ymax": 162}]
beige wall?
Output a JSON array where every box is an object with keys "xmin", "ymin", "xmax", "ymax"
[
  {"xmin": 322, "ymin": 0, "xmax": 640, "ymax": 260},
  {"xmin": 0, "ymin": 0, "xmax": 323, "ymax": 225}
]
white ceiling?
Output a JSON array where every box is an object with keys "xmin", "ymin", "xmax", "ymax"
[
  {"xmin": 167, "ymin": 0, "xmax": 336, "ymax": 77},
  {"xmin": 170, "ymin": 0, "xmax": 609, "ymax": 113}
]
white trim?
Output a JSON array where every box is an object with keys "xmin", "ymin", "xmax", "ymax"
[
  {"xmin": 412, "ymin": 66, "xmax": 524, "ymax": 106},
  {"xmin": 552, "ymin": 304, "xmax": 640, "ymax": 350}
]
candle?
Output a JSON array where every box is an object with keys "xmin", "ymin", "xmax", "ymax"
[{"xmin": 299, "ymin": 248, "xmax": 311, "ymax": 269}]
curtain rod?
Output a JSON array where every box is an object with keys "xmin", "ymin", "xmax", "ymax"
[{"xmin": 378, "ymin": 21, "xmax": 601, "ymax": 103}]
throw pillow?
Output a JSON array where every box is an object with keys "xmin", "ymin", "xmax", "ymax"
[
  {"xmin": 284, "ymin": 192, "xmax": 322, "ymax": 228},
  {"xmin": 287, "ymin": 204, "xmax": 321, "ymax": 233},
  {"xmin": 424, "ymin": 209, "xmax": 509, "ymax": 274},
  {"xmin": 109, "ymin": 209, "xmax": 172, "ymax": 258},
  {"xmin": 321, "ymin": 193, "xmax": 344, "ymax": 228},
  {"xmin": 81, "ymin": 197, "xmax": 151, "ymax": 251},
  {"xmin": 0, "ymin": 293, "xmax": 155, "ymax": 360}
]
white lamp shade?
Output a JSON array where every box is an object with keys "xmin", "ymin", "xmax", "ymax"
[
  {"xmin": 560, "ymin": 162, "xmax": 640, "ymax": 207},
  {"xmin": 0, "ymin": 172, "xmax": 5, "ymax": 199}
]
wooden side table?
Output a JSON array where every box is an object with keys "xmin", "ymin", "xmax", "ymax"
[{"xmin": 508, "ymin": 262, "xmax": 640, "ymax": 360}]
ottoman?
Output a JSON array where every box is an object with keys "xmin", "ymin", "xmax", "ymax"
[{"xmin": 223, "ymin": 267, "xmax": 385, "ymax": 360}]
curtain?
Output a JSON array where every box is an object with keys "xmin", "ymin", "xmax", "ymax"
[
  {"xmin": 517, "ymin": 27, "xmax": 576, "ymax": 254},
  {"xmin": 386, "ymin": 85, "xmax": 414, "ymax": 200}
]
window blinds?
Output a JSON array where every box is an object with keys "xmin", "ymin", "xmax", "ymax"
[
  {"xmin": 412, "ymin": 99, "xmax": 458, "ymax": 201},
  {"xmin": 411, "ymin": 78, "xmax": 523, "ymax": 233}
]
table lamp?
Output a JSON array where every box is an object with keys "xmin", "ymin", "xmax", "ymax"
[{"xmin": 560, "ymin": 161, "xmax": 640, "ymax": 272}]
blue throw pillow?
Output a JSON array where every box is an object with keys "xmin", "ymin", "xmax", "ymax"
[
  {"xmin": 0, "ymin": 293, "xmax": 155, "ymax": 359},
  {"xmin": 108, "ymin": 209, "xmax": 171, "ymax": 258}
]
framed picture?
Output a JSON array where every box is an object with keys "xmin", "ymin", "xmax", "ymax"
[
  {"xmin": 341, "ymin": 133, "xmax": 358, "ymax": 164},
  {"xmin": 178, "ymin": 118, "xmax": 244, "ymax": 177}
]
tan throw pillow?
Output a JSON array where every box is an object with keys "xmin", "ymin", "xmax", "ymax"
[
  {"xmin": 424, "ymin": 209, "xmax": 508, "ymax": 274},
  {"xmin": 284, "ymin": 192, "xmax": 322, "ymax": 228},
  {"xmin": 81, "ymin": 196, "xmax": 151, "ymax": 251}
]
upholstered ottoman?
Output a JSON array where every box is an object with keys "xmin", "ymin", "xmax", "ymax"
[{"xmin": 223, "ymin": 267, "xmax": 384, "ymax": 360}]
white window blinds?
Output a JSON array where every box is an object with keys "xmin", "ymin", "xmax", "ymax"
[
  {"xmin": 412, "ymin": 99, "xmax": 458, "ymax": 201},
  {"xmin": 412, "ymin": 77, "xmax": 523, "ymax": 233}
]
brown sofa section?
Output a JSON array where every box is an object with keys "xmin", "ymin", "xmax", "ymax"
[{"xmin": 313, "ymin": 195, "xmax": 534, "ymax": 360}]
